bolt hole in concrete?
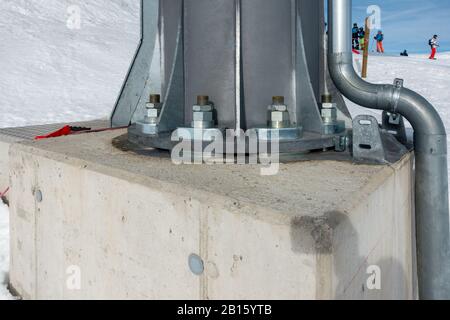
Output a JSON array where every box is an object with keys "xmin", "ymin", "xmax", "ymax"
[
  {"xmin": 34, "ymin": 190, "xmax": 43, "ymax": 203},
  {"xmin": 188, "ymin": 254, "xmax": 204, "ymax": 276}
]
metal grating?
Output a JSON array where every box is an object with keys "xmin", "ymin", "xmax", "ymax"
[{"xmin": 0, "ymin": 119, "xmax": 109, "ymax": 141}]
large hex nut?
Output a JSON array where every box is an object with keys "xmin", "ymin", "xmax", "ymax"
[
  {"xmin": 193, "ymin": 111, "xmax": 213, "ymax": 122},
  {"xmin": 144, "ymin": 116, "xmax": 158, "ymax": 124},
  {"xmin": 321, "ymin": 108, "xmax": 337, "ymax": 119},
  {"xmin": 271, "ymin": 111, "xmax": 290, "ymax": 122},
  {"xmin": 191, "ymin": 121, "xmax": 215, "ymax": 129},
  {"xmin": 147, "ymin": 108, "xmax": 159, "ymax": 118}
]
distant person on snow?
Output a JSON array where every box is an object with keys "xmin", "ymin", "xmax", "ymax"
[
  {"xmin": 358, "ymin": 27, "xmax": 366, "ymax": 50},
  {"xmin": 352, "ymin": 23, "xmax": 360, "ymax": 49},
  {"xmin": 429, "ymin": 35, "xmax": 439, "ymax": 60},
  {"xmin": 374, "ymin": 31, "xmax": 385, "ymax": 53},
  {"xmin": 400, "ymin": 50, "xmax": 409, "ymax": 57}
]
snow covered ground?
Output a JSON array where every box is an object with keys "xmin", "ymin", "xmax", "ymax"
[
  {"xmin": 0, "ymin": 0, "xmax": 450, "ymax": 300},
  {"xmin": 0, "ymin": 201, "xmax": 12, "ymax": 300},
  {"xmin": 0, "ymin": 0, "xmax": 140, "ymax": 128}
]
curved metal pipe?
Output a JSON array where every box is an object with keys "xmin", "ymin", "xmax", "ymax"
[{"xmin": 328, "ymin": 0, "xmax": 450, "ymax": 299}]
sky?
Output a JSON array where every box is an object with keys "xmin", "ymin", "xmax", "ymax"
[{"xmin": 352, "ymin": 0, "xmax": 450, "ymax": 53}]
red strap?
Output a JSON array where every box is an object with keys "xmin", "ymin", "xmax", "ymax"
[
  {"xmin": 34, "ymin": 125, "xmax": 129, "ymax": 140},
  {"xmin": 0, "ymin": 187, "xmax": 9, "ymax": 198},
  {"xmin": 35, "ymin": 125, "xmax": 72, "ymax": 140}
]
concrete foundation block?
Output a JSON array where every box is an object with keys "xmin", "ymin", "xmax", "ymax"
[
  {"xmin": 0, "ymin": 135, "xmax": 21, "ymax": 192},
  {"xmin": 8, "ymin": 129, "xmax": 415, "ymax": 299}
]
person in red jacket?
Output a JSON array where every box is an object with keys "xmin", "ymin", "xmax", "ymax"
[{"xmin": 429, "ymin": 35, "xmax": 439, "ymax": 60}]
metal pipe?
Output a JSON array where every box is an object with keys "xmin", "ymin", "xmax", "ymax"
[{"xmin": 328, "ymin": 0, "xmax": 450, "ymax": 299}]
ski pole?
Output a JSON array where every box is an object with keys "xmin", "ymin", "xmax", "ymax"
[{"xmin": 370, "ymin": 39, "xmax": 375, "ymax": 52}]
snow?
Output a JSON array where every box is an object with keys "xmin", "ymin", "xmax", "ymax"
[
  {"xmin": 0, "ymin": 0, "xmax": 140, "ymax": 128},
  {"xmin": 0, "ymin": 1, "xmax": 450, "ymax": 300},
  {"xmin": 0, "ymin": 201, "xmax": 12, "ymax": 300}
]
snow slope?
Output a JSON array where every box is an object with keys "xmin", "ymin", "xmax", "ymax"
[
  {"xmin": 1, "ymin": 1, "xmax": 450, "ymax": 299},
  {"xmin": 0, "ymin": 0, "xmax": 140, "ymax": 128}
]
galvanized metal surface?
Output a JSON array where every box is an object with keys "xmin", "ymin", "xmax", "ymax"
[
  {"xmin": 156, "ymin": 9, "xmax": 185, "ymax": 133},
  {"xmin": 126, "ymin": 127, "xmax": 338, "ymax": 155},
  {"xmin": 117, "ymin": 0, "xmax": 354, "ymax": 155},
  {"xmin": 352, "ymin": 115, "xmax": 386, "ymax": 164},
  {"xmin": 240, "ymin": 0, "xmax": 296, "ymax": 128},
  {"xmin": 184, "ymin": 0, "xmax": 237, "ymax": 128},
  {"xmin": 111, "ymin": 0, "xmax": 159, "ymax": 127},
  {"xmin": 381, "ymin": 111, "xmax": 407, "ymax": 146}
]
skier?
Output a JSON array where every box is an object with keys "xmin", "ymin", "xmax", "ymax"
[
  {"xmin": 352, "ymin": 23, "xmax": 360, "ymax": 49},
  {"xmin": 429, "ymin": 35, "xmax": 439, "ymax": 60},
  {"xmin": 374, "ymin": 30, "xmax": 384, "ymax": 53},
  {"xmin": 358, "ymin": 27, "xmax": 366, "ymax": 50}
]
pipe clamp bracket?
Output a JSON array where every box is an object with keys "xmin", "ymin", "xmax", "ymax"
[{"xmin": 391, "ymin": 78, "xmax": 404, "ymax": 113}]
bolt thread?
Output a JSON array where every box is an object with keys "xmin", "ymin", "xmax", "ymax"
[
  {"xmin": 272, "ymin": 96, "xmax": 285, "ymax": 105},
  {"xmin": 149, "ymin": 94, "xmax": 161, "ymax": 104},
  {"xmin": 197, "ymin": 95, "xmax": 210, "ymax": 106},
  {"xmin": 321, "ymin": 94, "xmax": 332, "ymax": 103}
]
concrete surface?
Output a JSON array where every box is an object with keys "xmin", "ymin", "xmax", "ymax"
[
  {"xmin": 0, "ymin": 120, "xmax": 108, "ymax": 194},
  {"xmin": 7, "ymin": 129, "xmax": 415, "ymax": 299},
  {"xmin": 0, "ymin": 135, "xmax": 21, "ymax": 194}
]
